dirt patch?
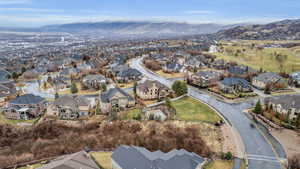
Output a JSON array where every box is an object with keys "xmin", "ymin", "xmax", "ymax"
[
  {"xmin": 220, "ymin": 125, "xmax": 238, "ymax": 157},
  {"xmin": 271, "ymin": 129, "xmax": 300, "ymax": 158},
  {"xmin": 172, "ymin": 121, "xmax": 223, "ymax": 154}
]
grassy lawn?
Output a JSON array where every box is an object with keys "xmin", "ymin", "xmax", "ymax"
[
  {"xmin": 140, "ymin": 99, "xmax": 158, "ymax": 106},
  {"xmin": 117, "ymin": 82, "xmax": 134, "ymax": 89},
  {"xmin": 90, "ymin": 152, "xmax": 112, "ymax": 169},
  {"xmin": 213, "ymin": 41, "xmax": 300, "ymax": 73},
  {"xmin": 18, "ymin": 163, "xmax": 43, "ymax": 169},
  {"xmin": 240, "ymin": 160, "xmax": 246, "ymax": 169},
  {"xmin": 155, "ymin": 70, "xmax": 185, "ymax": 78},
  {"xmin": 204, "ymin": 160, "xmax": 234, "ymax": 169},
  {"xmin": 120, "ymin": 108, "xmax": 143, "ymax": 120},
  {"xmin": 58, "ymin": 83, "xmax": 100, "ymax": 95},
  {"xmin": 0, "ymin": 111, "xmax": 40, "ymax": 125},
  {"xmin": 172, "ymin": 97, "xmax": 221, "ymax": 123}
]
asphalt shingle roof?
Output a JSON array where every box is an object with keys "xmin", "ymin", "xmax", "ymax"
[
  {"xmin": 221, "ymin": 77, "xmax": 251, "ymax": 88},
  {"xmin": 37, "ymin": 151, "xmax": 100, "ymax": 169},
  {"xmin": 112, "ymin": 145, "xmax": 205, "ymax": 169},
  {"xmin": 10, "ymin": 94, "xmax": 45, "ymax": 105},
  {"xmin": 100, "ymin": 88, "xmax": 134, "ymax": 103}
]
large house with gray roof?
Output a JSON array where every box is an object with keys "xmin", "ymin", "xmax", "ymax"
[
  {"xmin": 116, "ymin": 68, "xmax": 142, "ymax": 83},
  {"xmin": 99, "ymin": 87, "xmax": 135, "ymax": 114},
  {"xmin": 3, "ymin": 94, "xmax": 46, "ymax": 120},
  {"xmin": 218, "ymin": 77, "xmax": 252, "ymax": 94},
  {"xmin": 265, "ymin": 95, "xmax": 300, "ymax": 121},
  {"xmin": 82, "ymin": 74, "xmax": 107, "ymax": 90},
  {"xmin": 252, "ymin": 72, "xmax": 286, "ymax": 90},
  {"xmin": 112, "ymin": 145, "xmax": 206, "ymax": 169}
]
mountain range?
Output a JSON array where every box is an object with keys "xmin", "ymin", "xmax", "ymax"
[
  {"xmin": 215, "ymin": 19, "xmax": 300, "ymax": 40},
  {"xmin": 0, "ymin": 19, "xmax": 300, "ymax": 40}
]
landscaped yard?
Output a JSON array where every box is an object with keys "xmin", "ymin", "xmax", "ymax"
[
  {"xmin": 90, "ymin": 151, "xmax": 112, "ymax": 169},
  {"xmin": 18, "ymin": 163, "xmax": 43, "ymax": 169},
  {"xmin": 58, "ymin": 83, "xmax": 100, "ymax": 95},
  {"xmin": 172, "ymin": 97, "xmax": 222, "ymax": 123},
  {"xmin": 212, "ymin": 40, "xmax": 300, "ymax": 73},
  {"xmin": 117, "ymin": 82, "xmax": 134, "ymax": 89},
  {"xmin": 155, "ymin": 70, "xmax": 185, "ymax": 79},
  {"xmin": 0, "ymin": 111, "xmax": 40, "ymax": 125},
  {"xmin": 204, "ymin": 160, "xmax": 234, "ymax": 169},
  {"xmin": 120, "ymin": 108, "xmax": 143, "ymax": 120}
]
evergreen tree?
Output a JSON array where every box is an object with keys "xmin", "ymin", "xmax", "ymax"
[
  {"xmin": 101, "ymin": 83, "xmax": 107, "ymax": 92},
  {"xmin": 133, "ymin": 81, "xmax": 138, "ymax": 95},
  {"xmin": 172, "ymin": 81, "xmax": 188, "ymax": 96},
  {"xmin": 253, "ymin": 100, "xmax": 263, "ymax": 114},
  {"xmin": 12, "ymin": 72, "xmax": 18, "ymax": 80},
  {"xmin": 55, "ymin": 92, "xmax": 59, "ymax": 99},
  {"xmin": 295, "ymin": 113, "xmax": 300, "ymax": 128}
]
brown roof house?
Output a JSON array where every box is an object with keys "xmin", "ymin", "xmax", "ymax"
[
  {"xmin": 99, "ymin": 87, "xmax": 135, "ymax": 114},
  {"xmin": 187, "ymin": 71, "xmax": 222, "ymax": 88},
  {"xmin": 37, "ymin": 150, "xmax": 100, "ymax": 169},
  {"xmin": 136, "ymin": 80, "xmax": 171, "ymax": 100}
]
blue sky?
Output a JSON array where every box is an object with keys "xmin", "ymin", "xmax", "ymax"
[{"xmin": 0, "ymin": 0, "xmax": 299, "ymax": 27}]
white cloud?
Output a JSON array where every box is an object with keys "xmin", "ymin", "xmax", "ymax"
[
  {"xmin": 0, "ymin": 0, "xmax": 31, "ymax": 4},
  {"xmin": 185, "ymin": 10, "xmax": 215, "ymax": 14}
]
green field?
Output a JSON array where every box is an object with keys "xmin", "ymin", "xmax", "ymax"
[
  {"xmin": 120, "ymin": 108, "xmax": 143, "ymax": 120},
  {"xmin": 213, "ymin": 41, "xmax": 300, "ymax": 73},
  {"xmin": 172, "ymin": 97, "xmax": 221, "ymax": 123},
  {"xmin": 204, "ymin": 160, "xmax": 234, "ymax": 169},
  {"xmin": 90, "ymin": 152, "xmax": 112, "ymax": 169}
]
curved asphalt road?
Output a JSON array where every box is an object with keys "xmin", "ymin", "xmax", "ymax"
[{"xmin": 130, "ymin": 58, "xmax": 283, "ymax": 169}]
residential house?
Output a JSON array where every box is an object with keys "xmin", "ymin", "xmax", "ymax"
[
  {"xmin": 143, "ymin": 105, "xmax": 175, "ymax": 121},
  {"xmin": 0, "ymin": 82, "xmax": 17, "ymax": 105},
  {"xmin": 48, "ymin": 96, "xmax": 91, "ymax": 119},
  {"xmin": 0, "ymin": 69, "xmax": 11, "ymax": 84},
  {"xmin": 112, "ymin": 145, "xmax": 206, "ymax": 169},
  {"xmin": 184, "ymin": 57, "xmax": 205, "ymax": 70},
  {"xmin": 145, "ymin": 109, "xmax": 167, "ymax": 121},
  {"xmin": 3, "ymin": 94, "xmax": 46, "ymax": 120},
  {"xmin": 37, "ymin": 151, "xmax": 100, "ymax": 169},
  {"xmin": 265, "ymin": 95, "xmax": 300, "ymax": 121},
  {"xmin": 188, "ymin": 71, "xmax": 222, "ymax": 88},
  {"xmin": 83, "ymin": 74, "xmax": 106, "ymax": 89},
  {"xmin": 22, "ymin": 70, "xmax": 40, "ymax": 80},
  {"xmin": 99, "ymin": 87, "xmax": 135, "ymax": 114},
  {"xmin": 116, "ymin": 68, "xmax": 142, "ymax": 83},
  {"xmin": 290, "ymin": 71, "xmax": 300, "ymax": 87},
  {"xmin": 136, "ymin": 80, "xmax": 170, "ymax": 100},
  {"xmin": 210, "ymin": 59, "xmax": 228, "ymax": 70},
  {"xmin": 218, "ymin": 77, "xmax": 252, "ymax": 94},
  {"xmin": 252, "ymin": 72, "xmax": 286, "ymax": 90},
  {"xmin": 227, "ymin": 65, "xmax": 256, "ymax": 78},
  {"xmin": 163, "ymin": 62, "xmax": 184, "ymax": 73}
]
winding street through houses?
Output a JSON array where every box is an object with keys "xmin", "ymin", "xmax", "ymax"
[{"xmin": 130, "ymin": 57, "xmax": 286, "ymax": 169}]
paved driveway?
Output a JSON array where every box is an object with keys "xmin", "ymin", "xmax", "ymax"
[{"xmin": 130, "ymin": 58, "xmax": 283, "ymax": 169}]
